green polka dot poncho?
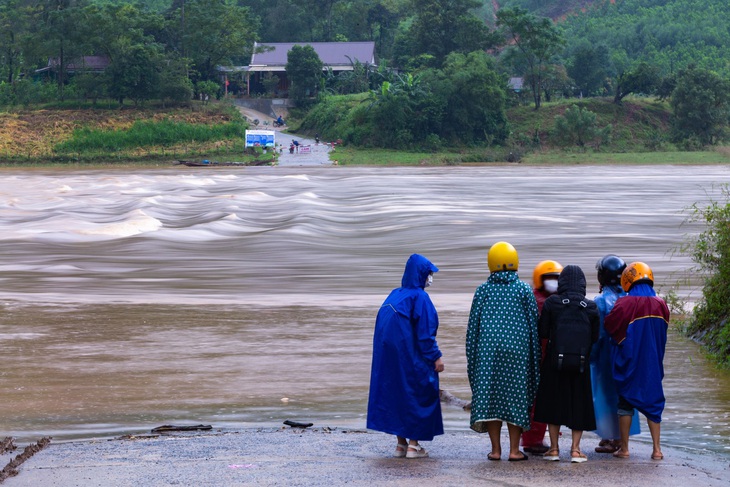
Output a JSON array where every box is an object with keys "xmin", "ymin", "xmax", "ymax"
[{"xmin": 466, "ymin": 270, "xmax": 540, "ymax": 432}]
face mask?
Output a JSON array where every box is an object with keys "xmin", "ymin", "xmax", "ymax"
[
  {"xmin": 425, "ymin": 274, "xmax": 433, "ymax": 288},
  {"xmin": 543, "ymin": 279, "xmax": 558, "ymax": 294}
]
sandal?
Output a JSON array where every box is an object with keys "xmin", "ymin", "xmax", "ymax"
[
  {"xmin": 595, "ymin": 439, "xmax": 620, "ymax": 453},
  {"xmin": 406, "ymin": 444, "xmax": 429, "ymax": 459},
  {"xmin": 543, "ymin": 448, "xmax": 560, "ymax": 461},
  {"xmin": 524, "ymin": 444, "xmax": 549, "ymax": 455},
  {"xmin": 393, "ymin": 443, "xmax": 407, "ymax": 458},
  {"xmin": 651, "ymin": 451, "xmax": 664, "ymax": 460},
  {"xmin": 571, "ymin": 449, "xmax": 588, "ymax": 463},
  {"xmin": 508, "ymin": 452, "xmax": 529, "ymax": 462}
]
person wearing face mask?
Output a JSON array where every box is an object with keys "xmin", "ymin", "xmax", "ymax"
[
  {"xmin": 367, "ymin": 254, "xmax": 444, "ymax": 459},
  {"xmin": 591, "ymin": 255, "xmax": 641, "ymax": 453},
  {"xmin": 533, "ymin": 265, "xmax": 600, "ymax": 463},
  {"xmin": 521, "ymin": 260, "xmax": 563, "ymax": 454}
]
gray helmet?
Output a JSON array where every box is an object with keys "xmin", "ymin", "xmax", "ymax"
[{"xmin": 596, "ymin": 254, "xmax": 627, "ymax": 287}]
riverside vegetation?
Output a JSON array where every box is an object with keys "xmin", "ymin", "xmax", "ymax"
[{"xmin": 0, "ymin": 102, "xmax": 273, "ymax": 166}]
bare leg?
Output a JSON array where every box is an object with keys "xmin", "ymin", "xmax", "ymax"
[
  {"xmin": 547, "ymin": 424, "xmax": 560, "ymax": 452},
  {"xmin": 571, "ymin": 429, "xmax": 583, "ymax": 452},
  {"xmin": 486, "ymin": 421, "xmax": 502, "ymax": 460},
  {"xmin": 507, "ymin": 423, "xmax": 524, "ymax": 460},
  {"xmin": 614, "ymin": 415, "xmax": 632, "ymax": 458},
  {"xmin": 647, "ymin": 419, "xmax": 663, "ymax": 459}
]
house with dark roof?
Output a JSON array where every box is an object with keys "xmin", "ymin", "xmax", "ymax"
[
  {"xmin": 36, "ymin": 56, "xmax": 110, "ymax": 75},
  {"xmin": 235, "ymin": 41, "xmax": 377, "ymax": 97}
]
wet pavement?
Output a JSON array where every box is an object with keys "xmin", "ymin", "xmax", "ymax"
[{"xmin": 4, "ymin": 428, "xmax": 729, "ymax": 486}]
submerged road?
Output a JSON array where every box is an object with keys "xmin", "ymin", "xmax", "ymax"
[{"xmin": 237, "ymin": 106, "xmax": 334, "ymax": 166}]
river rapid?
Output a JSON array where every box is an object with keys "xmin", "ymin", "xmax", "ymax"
[{"xmin": 1, "ymin": 165, "xmax": 729, "ymax": 454}]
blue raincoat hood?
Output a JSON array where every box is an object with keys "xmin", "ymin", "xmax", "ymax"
[
  {"xmin": 401, "ymin": 254, "xmax": 439, "ymax": 289},
  {"xmin": 628, "ymin": 282, "xmax": 656, "ymax": 297}
]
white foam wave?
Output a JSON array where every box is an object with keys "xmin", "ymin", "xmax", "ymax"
[
  {"xmin": 180, "ymin": 176, "xmax": 217, "ymax": 186},
  {"xmin": 77, "ymin": 209, "xmax": 163, "ymax": 237},
  {"xmin": 0, "ymin": 332, "xmax": 46, "ymax": 341}
]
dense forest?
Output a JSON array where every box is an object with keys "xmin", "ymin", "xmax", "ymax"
[{"xmin": 0, "ymin": 0, "xmax": 729, "ymax": 150}]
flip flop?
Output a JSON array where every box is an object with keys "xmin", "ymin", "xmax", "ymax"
[
  {"xmin": 651, "ymin": 452, "xmax": 664, "ymax": 460},
  {"xmin": 487, "ymin": 453, "xmax": 500, "ymax": 461},
  {"xmin": 613, "ymin": 449, "xmax": 630, "ymax": 459},
  {"xmin": 508, "ymin": 452, "xmax": 529, "ymax": 462}
]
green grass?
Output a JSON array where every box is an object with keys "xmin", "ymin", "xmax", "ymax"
[
  {"xmin": 333, "ymin": 146, "xmax": 730, "ymax": 166},
  {"xmin": 55, "ymin": 119, "xmax": 246, "ymax": 153},
  {"xmin": 522, "ymin": 150, "xmax": 730, "ymax": 165},
  {"xmin": 333, "ymin": 147, "xmax": 453, "ymax": 166}
]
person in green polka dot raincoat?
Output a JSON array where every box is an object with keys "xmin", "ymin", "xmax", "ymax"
[{"xmin": 466, "ymin": 241, "xmax": 541, "ymax": 461}]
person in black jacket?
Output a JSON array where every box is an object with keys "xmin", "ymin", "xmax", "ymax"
[{"xmin": 533, "ymin": 265, "xmax": 599, "ymax": 463}]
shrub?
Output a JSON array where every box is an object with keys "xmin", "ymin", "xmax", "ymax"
[{"xmin": 681, "ymin": 185, "xmax": 730, "ymax": 367}]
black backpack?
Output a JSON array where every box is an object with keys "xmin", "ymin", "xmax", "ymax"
[{"xmin": 549, "ymin": 298, "xmax": 593, "ymax": 373}]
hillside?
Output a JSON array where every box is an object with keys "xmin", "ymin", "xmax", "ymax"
[{"xmin": 507, "ymin": 97, "xmax": 673, "ymax": 152}]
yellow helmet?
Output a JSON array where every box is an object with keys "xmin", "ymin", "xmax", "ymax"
[
  {"xmin": 621, "ymin": 261, "xmax": 654, "ymax": 292},
  {"xmin": 533, "ymin": 260, "xmax": 563, "ymax": 289},
  {"xmin": 488, "ymin": 241, "xmax": 519, "ymax": 272}
]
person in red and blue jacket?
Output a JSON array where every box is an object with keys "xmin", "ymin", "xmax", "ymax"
[{"xmin": 604, "ymin": 261, "xmax": 669, "ymax": 461}]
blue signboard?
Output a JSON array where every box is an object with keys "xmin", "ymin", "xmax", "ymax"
[{"xmin": 245, "ymin": 130, "xmax": 275, "ymax": 147}]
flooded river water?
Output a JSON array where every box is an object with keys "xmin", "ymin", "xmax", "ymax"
[{"xmin": 1, "ymin": 165, "xmax": 729, "ymax": 454}]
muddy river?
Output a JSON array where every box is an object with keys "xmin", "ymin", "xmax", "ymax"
[{"xmin": 1, "ymin": 165, "xmax": 729, "ymax": 454}]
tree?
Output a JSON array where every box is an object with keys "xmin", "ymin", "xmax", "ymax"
[
  {"xmin": 168, "ymin": 0, "xmax": 258, "ymax": 82},
  {"xmin": 0, "ymin": 0, "xmax": 32, "ymax": 84},
  {"xmin": 33, "ymin": 0, "xmax": 90, "ymax": 99},
  {"xmin": 286, "ymin": 44, "xmax": 323, "ymax": 107},
  {"xmin": 427, "ymin": 51, "xmax": 509, "ymax": 145},
  {"xmin": 566, "ymin": 41, "xmax": 611, "ymax": 97},
  {"xmin": 532, "ymin": 63, "xmax": 571, "ymax": 103},
  {"xmin": 104, "ymin": 40, "xmax": 163, "ymax": 106},
  {"xmin": 158, "ymin": 56, "xmax": 193, "ymax": 105},
  {"xmin": 613, "ymin": 61, "xmax": 660, "ymax": 104},
  {"xmin": 497, "ymin": 7, "xmax": 564, "ymax": 110},
  {"xmin": 552, "ymin": 104, "xmax": 612, "ymax": 149},
  {"xmin": 402, "ymin": 0, "xmax": 499, "ymax": 66},
  {"xmin": 671, "ymin": 65, "xmax": 730, "ymax": 146}
]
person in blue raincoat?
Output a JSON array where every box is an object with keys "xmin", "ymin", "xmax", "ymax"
[
  {"xmin": 590, "ymin": 255, "xmax": 640, "ymax": 454},
  {"xmin": 367, "ymin": 253, "xmax": 444, "ymax": 459}
]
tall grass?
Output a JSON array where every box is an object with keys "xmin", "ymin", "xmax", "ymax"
[{"xmin": 54, "ymin": 119, "xmax": 246, "ymax": 153}]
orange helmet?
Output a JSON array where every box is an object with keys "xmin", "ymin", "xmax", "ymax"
[
  {"xmin": 621, "ymin": 262, "xmax": 654, "ymax": 292},
  {"xmin": 488, "ymin": 241, "xmax": 518, "ymax": 272},
  {"xmin": 533, "ymin": 260, "xmax": 563, "ymax": 289}
]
